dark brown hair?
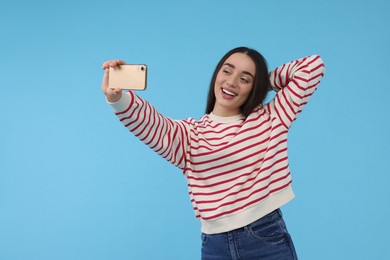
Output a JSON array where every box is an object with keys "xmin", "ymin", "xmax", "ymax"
[{"xmin": 205, "ymin": 47, "xmax": 271, "ymax": 117}]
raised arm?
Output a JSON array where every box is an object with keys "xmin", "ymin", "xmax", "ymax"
[
  {"xmin": 101, "ymin": 60, "xmax": 190, "ymax": 170},
  {"xmin": 267, "ymin": 55, "xmax": 325, "ymax": 128},
  {"xmin": 108, "ymin": 91, "xmax": 190, "ymax": 170}
]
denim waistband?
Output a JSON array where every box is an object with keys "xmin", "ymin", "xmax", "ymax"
[{"xmin": 240, "ymin": 208, "xmax": 282, "ymax": 231}]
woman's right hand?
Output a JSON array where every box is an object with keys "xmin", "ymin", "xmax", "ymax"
[{"xmin": 101, "ymin": 60, "xmax": 126, "ymax": 103}]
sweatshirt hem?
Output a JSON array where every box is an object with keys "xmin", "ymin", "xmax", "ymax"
[{"xmin": 200, "ymin": 186, "xmax": 295, "ymax": 234}]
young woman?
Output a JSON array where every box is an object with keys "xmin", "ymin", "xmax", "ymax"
[{"xmin": 101, "ymin": 47, "xmax": 325, "ymax": 260}]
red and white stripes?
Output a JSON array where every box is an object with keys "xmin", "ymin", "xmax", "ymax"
[{"xmin": 110, "ymin": 55, "xmax": 325, "ymax": 234}]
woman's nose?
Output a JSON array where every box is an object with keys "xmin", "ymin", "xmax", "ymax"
[{"xmin": 226, "ymin": 76, "xmax": 238, "ymax": 87}]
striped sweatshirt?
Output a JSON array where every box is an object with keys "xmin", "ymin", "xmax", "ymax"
[{"xmin": 109, "ymin": 55, "xmax": 325, "ymax": 234}]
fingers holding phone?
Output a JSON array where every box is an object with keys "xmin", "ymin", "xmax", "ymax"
[{"xmin": 102, "ymin": 60, "xmax": 126, "ymax": 70}]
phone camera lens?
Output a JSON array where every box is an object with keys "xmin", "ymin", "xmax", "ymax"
[{"xmin": 141, "ymin": 66, "xmax": 145, "ymax": 71}]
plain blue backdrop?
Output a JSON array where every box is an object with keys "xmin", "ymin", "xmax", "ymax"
[{"xmin": 1, "ymin": 0, "xmax": 389, "ymax": 259}]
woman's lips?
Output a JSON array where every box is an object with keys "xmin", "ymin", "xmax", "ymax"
[{"xmin": 221, "ymin": 87, "xmax": 238, "ymax": 97}]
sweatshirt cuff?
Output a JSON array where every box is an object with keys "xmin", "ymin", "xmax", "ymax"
[{"xmin": 107, "ymin": 91, "xmax": 134, "ymax": 113}]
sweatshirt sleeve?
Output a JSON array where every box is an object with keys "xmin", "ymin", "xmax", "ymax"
[
  {"xmin": 108, "ymin": 91, "xmax": 190, "ymax": 170},
  {"xmin": 266, "ymin": 55, "xmax": 325, "ymax": 128}
]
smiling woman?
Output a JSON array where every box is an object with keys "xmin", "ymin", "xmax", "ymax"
[{"xmin": 101, "ymin": 46, "xmax": 325, "ymax": 260}]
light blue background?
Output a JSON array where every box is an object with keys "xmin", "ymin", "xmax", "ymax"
[{"xmin": 1, "ymin": 0, "xmax": 389, "ymax": 259}]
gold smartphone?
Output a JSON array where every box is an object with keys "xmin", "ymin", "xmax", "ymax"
[{"xmin": 108, "ymin": 64, "xmax": 147, "ymax": 90}]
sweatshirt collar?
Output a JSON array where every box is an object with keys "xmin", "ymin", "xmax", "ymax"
[{"xmin": 209, "ymin": 112, "xmax": 244, "ymax": 123}]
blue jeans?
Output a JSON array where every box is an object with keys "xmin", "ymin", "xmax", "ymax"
[{"xmin": 201, "ymin": 209, "xmax": 298, "ymax": 260}]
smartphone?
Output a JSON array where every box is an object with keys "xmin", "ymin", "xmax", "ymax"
[{"xmin": 108, "ymin": 64, "xmax": 147, "ymax": 90}]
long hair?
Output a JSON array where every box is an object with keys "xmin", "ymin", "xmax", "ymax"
[{"xmin": 205, "ymin": 47, "xmax": 271, "ymax": 117}]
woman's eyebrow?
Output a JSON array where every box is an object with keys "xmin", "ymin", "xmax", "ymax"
[{"xmin": 223, "ymin": 63, "xmax": 254, "ymax": 79}]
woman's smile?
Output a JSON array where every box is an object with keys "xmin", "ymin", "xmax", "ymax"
[{"xmin": 221, "ymin": 87, "xmax": 238, "ymax": 98}]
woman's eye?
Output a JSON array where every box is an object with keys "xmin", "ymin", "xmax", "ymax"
[
  {"xmin": 223, "ymin": 70, "xmax": 231, "ymax": 75},
  {"xmin": 241, "ymin": 78, "xmax": 249, "ymax": 84}
]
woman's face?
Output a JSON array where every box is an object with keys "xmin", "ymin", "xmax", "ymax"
[{"xmin": 213, "ymin": 52, "xmax": 256, "ymax": 117}]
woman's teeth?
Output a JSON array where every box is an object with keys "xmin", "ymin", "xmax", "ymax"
[{"xmin": 222, "ymin": 88, "xmax": 237, "ymax": 97}]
